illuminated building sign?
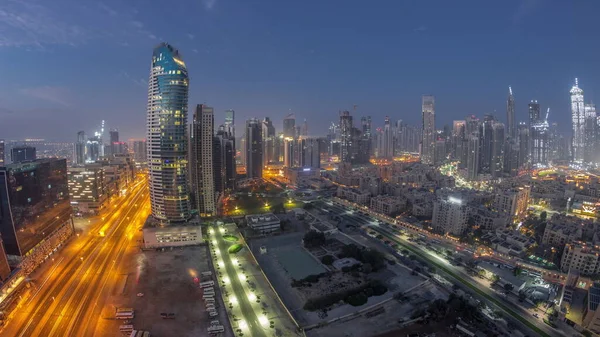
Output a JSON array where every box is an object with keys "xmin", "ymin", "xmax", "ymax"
[{"xmin": 572, "ymin": 201, "xmax": 599, "ymax": 217}]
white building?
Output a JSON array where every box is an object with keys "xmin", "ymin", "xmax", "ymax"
[
  {"xmin": 337, "ymin": 186, "xmax": 371, "ymax": 205},
  {"xmin": 493, "ymin": 186, "xmax": 530, "ymax": 220},
  {"xmin": 246, "ymin": 214, "xmax": 281, "ymax": 234},
  {"xmin": 571, "ymin": 79, "xmax": 585, "ymax": 162},
  {"xmin": 432, "ymin": 197, "xmax": 469, "ymax": 236},
  {"xmin": 370, "ymin": 195, "xmax": 406, "ymax": 215},
  {"xmin": 561, "ymin": 243, "xmax": 600, "ymax": 275}
]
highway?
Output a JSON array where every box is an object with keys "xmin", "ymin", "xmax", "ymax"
[
  {"xmin": 312, "ymin": 199, "xmax": 562, "ymax": 337},
  {"xmin": 1, "ymin": 176, "xmax": 150, "ymax": 337}
]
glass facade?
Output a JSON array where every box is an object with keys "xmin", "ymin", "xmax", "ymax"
[
  {"xmin": 146, "ymin": 43, "xmax": 191, "ymax": 222},
  {"xmin": 0, "ymin": 159, "xmax": 72, "ymax": 256}
]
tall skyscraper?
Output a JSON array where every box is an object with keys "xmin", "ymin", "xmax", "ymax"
[
  {"xmin": 283, "ymin": 113, "xmax": 296, "ymax": 138},
  {"xmin": 381, "ymin": 116, "xmax": 394, "ymax": 159},
  {"xmin": 452, "ymin": 120, "xmax": 466, "ymax": 163},
  {"xmin": 491, "ymin": 121, "xmax": 505, "ymax": 177},
  {"xmin": 11, "ymin": 146, "xmax": 36, "ymax": 163},
  {"xmin": 518, "ymin": 122, "xmax": 529, "ymax": 168},
  {"xmin": 584, "ymin": 103, "xmax": 598, "ymax": 163},
  {"xmin": 361, "ymin": 116, "xmax": 373, "ymax": 156},
  {"xmin": 479, "ymin": 115, "xmax": 495, "ymax": 174},
  {"xmin": 133, "ymin": 140, "xmax": 147, "ymax": 163},
  {"xmin": 87, "ymin": 136, "xmax": 101, "ymax": 162},
  {"xmin": 214, "ymin": 126, "xmax": 236, "ymax": 193},
  {"xmin": 531, "ymin": 108, "xmax": 550, "ymax": 166},
  {"xmin": 190, "ymin": 104, "xmax": 216, "ymax": 217},
  {"xmin": 467, "ymin": 132, "xmax": 480, "ymax": 180},
  {"xmin": 146, "ymin": 43, "xmax": 191, "ymax": 222},
  {"xmin": 298, "ymin": 138, "xmax": 321, "ymax": 168},
  {"xmin": 283, "ymin": 137, "xmax": 295, "ymax": 168},
  {"xmin": 339, "ymin": 111, "xmax": 353, "ymax": 163},
  {"xmin": 262, "ymin": 117, "xmax": 276, "ymax": 166},
  {"xmin": 301, "ymin": 119, "xmax": 308, "ymax": 136},
  {"xmin": 245, "ymin": 118, "xmax": 263, "ymax": 178},
  {"xmin": 507, "ymin": 86, "xmax": 516, "ymax": 140},
  {"xmin": 571, "ymin": 78, "xmax": 585, "ymax": 162},
  {"xmin": 224, "ymin": 109, "xmax": 235, "ymax": 137},
  {"xmin": 75, "ymin": 131, "xmax": 86, "ymax": 165},
  {"xmin": 0, "ymin": 139, "xmax": 5, "ymax": 166},
  {"xmin": 421, "ymin": 95, "xmax": 436, "ymax": 165}
]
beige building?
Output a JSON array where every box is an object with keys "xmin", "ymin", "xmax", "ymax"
[
  {"xmin": 493, "ymin": 186, "xmax": 530, "ymax": 220},
  {"xmin": 542, "ymin": 223, "xmax": 582, "ymax": 248},
  {"xmin": 370, "ymin": 195, "xmax": 406, "ymax": 215},
  {"xmin": 432, "ymin": 197, "xmax": 469, "ymax": 236},
  {"xmin": 560, "ymin": 243, "xmax": 600, "ymax": 275},
  {"xmin": 142, "ymin": 218, "xmax": 202, "ymax": 249}
]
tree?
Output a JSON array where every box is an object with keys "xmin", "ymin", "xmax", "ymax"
[
  {"xmin": 321, "ymin": 255, "xmax": 335, "ymax": 265},
  {"xmin": 303, "ymin": 203, "xmax": 314, "ymax": 210},
  {"xmin": 303, "ymin": 231, "xmax": 326, "ymax": 248},
  {"xmin": 513, "ymin": 266, "xmax": 522, "ymax": 276},
  {"xmin": 540, "ymin": 211, "xmax": 548, "ymax": 223},
  {"xmin": 504, "ymin": 283, "xmax": 514, "ymax": 293},
  {"xmin": 361, "ymin": 263, "xmax": 373, "ymax": 274}
]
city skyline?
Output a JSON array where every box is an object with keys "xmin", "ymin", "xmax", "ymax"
[{"xmin": 1, "ymin": 1, "xmax": 600, "ymax": 140}]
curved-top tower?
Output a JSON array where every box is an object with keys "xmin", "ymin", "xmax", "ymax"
[{"xmin": 146, "ymin": 43, "xmax": 191, "ymax": 222}]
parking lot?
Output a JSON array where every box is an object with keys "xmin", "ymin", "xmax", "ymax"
[{"xmin": 99, "ymin": 245, "xmax": 229, "ymax": 337}]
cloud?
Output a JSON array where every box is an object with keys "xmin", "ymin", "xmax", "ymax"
[
  {"xmin": 512, "ymin": 0, "xmax": 542, "ymax": 25},
  {"xmin": 130, "ymin": 20, "xmax": 144, "ymax": 29},
  {"xmin": 0, "ymin": 107, "xmax": 14, "ymax": 115},
  {"xmin": 20, "ymin": 86, "xmax": 72, "ymax": 106},
  {"xmin": 413, "ymin": 25, "xmax": 427, "ymax": 33},
  {"xmin": 0, "ymin": 1, "xmax": 89, "ymax": 47},
  {"xmin": 98, "ymin": 2, "xmax": 118, "ymax": 17},
  {"xmin": 121, "ymin": 71, "xmax": 147, "ymax": 87},
  {"xmin": 192, "ymin": 49, "xmax": 199, "ymax": 54},
  {"xmin": 202, "ymin": 0, "xmax": 217, "ymax": 10},
  {"xmin": 187, "ymin": 33, "xmax": 195, "ymax": 40}
]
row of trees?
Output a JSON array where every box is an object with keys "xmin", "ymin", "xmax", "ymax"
[
  {"xmin": 303, "ymin": 280, "xmax": 387, "ymax": 311},
  {"xmin": 339, "ymin": 244, "xmax": 386, "ymax": 272}
]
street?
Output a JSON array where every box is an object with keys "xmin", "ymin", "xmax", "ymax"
[{"xmin": 1, "ymin": 176, "xmax": 150, "ymax": 337}]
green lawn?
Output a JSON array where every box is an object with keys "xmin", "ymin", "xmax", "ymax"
[
  {"xmin": 223, "ymin": 235, "xmax": 239, "ymax": 242},
  {"xmin": 228, "ymin": 244, "xmax": 243, "ymax": 254},
  {"xmin": 376, "ymin": 227, "xmax": 551, "ymax": 337}
]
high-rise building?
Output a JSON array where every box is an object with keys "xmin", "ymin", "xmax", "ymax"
[
  {"xmin": 75, "ymin": 131, "xmax": 86, "ymax": 165},
  {"xmin": 0, "ymin": 139, "xmax": 5, "ymax": 166},
  {"xmin": 214, "ymin": 126, "xmax": 236, "ymax": 193},
  {"xmin": 0, "ymin": 238, "xmax": 11, "ymax": 282},
  {"xmin": 361, "ymin": 116, "xmax": 373, "ymax": 156},
  {"xmin": 68, "ymin": 167, "xmax": 107, "ymax": 215},
  {"xmin": 531, "ymin": 108, "xmax": 550, "ymax": 166},
  {"xmin": 518, "ymin": 122, "xmax": 529, "ymax": 168},
  {"xmin": 224, "ymin": 109, "xmax": 235, "ymax": 137},
  {"xmin": 283, "ymin": 113, "xmax": 296, "ymax": 138},
  {"xmin": 245, "ymin": 118, "xmax": 263, "ymax": 178},
  {"xmin": 87, "ymin": 136, "xmax": 101, "ymax": 163},
  {"xmin": 507, "ymin": 86, "xmax": 516, "ymax": 140},
  {"xmin": 262, "ymin": 117, "xmax": 276, "ymax": 166},
  {"xmin": 190, "ymin": 104, "xmax": 215, "ymax": 217},
  {"xmin": 283, "ymin": 137, "xmax": 295, "ymax": 168},
  {"xmin": 298, "ymin": 138, "xmax": 321, "ymax": 169},
  {"xmin": 432, "ymin": 197, "xmax": 469, "ymax": 236},
  {"xmin": 421, "ymin": 95, "xmax": 436, "ymax": 165},
  {"xmin": 479, "ymin": 115, "xmax": 495, "ymax": 174},
  {"xmin": 0, "ymin": 159, "xmax": 72, "ymax": 257},
  {"xmin": 467, "ymin": 132, "xmax": 480, "ymax": 180},
  {"xmin": 11, "ymin": 146, "xmax": 36, "ymax": 163},
  {"xmin": 452, "ymin": 120, "xmax": 466, "ymax": 164},
  {"xmin": 133, "ymin": 140, "xmax": 147, "ymax": 163},
  {"xmin": 571, "ymin": 78, "xmax": 585, "ymax": 162},
  {"xmin": 339, "ymin": 111, "xmax": 353, "ymax": 163},
  {"xmin": 584, "ymin": 104, "xmax": 598, "ymax": 163},
  {"xmin": 381, "ymin": 116, "xmax": 394, "ymax": 159},
  {"xmin": 146, "ymin": 43, "xmax": 191, "ymax": 222},
  {"xmin": 301, "ymin": 119, "xmax": 308, "ymax": 136},
  {"xmin": 491, "ymin": 121, "xmax": 505, "ymax": 178}
]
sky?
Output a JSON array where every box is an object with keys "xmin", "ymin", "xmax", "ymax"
[{"xmin": 0, "ymin": 0, "xmax": 599, "ymax": 141}]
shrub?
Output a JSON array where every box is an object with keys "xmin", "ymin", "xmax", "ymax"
[{"xmin": 321, "ymin": 255, "xmax": 335, "ymax": 265}]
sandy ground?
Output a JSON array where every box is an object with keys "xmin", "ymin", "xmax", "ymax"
[{"xmin": 98, "ymin": 245, "xmax": 232, "ymax": 337}]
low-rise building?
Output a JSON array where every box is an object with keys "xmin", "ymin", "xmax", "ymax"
[
  {"xmin": 245, "ymin": 213, "xmax": 281, "ymax": 234},
  {"xmin": 336, "ymin": 186, "xmax": 371, "ymax": 205},
  {"xmin": 283, "ymin": 167, "xmax": 320, "ymax": 186},
  {"xmin": 470, "ymin": 206, "xmax": 510, "ymax": 231},
  {"xmin": 560, "ymin": 242, "xmax": 600, "ymax": 275},
  {"xmin": 370, "ymin": 195, "xmax": 406, "ymax": 215},
  {"xmin": 142, "ymin": 217, "xmax": 203, "ymax": 249},
  {"xmin": 542, "ymin": 223, "xmax": 582, "ymax": 248}
]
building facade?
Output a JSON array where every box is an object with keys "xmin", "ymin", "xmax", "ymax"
[
  {"xmin": 68, "ymin": 167, "xmax": 107, "ymax": 215},
  {"xmin": 245, "ymin": 118, "xmax": 263, "ymax": 179},
  {"xmin": 190, "ymin": 104, "xmax": 216, "ymax": 217},
  {"xmin": 571, "ymin": 79, "xmax": 585, "ymax": 162},
  {"xmin": 146, "ymin": 43, "xmax": 191, "ymax": 222},
  {"xmin": 421, "ymin": 95, "xmax": 436, "ymax": 165}
]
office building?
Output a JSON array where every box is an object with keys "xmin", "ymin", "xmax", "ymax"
[
  {"xmin": 421, "ymin": 95, "xmax": 436, "ymax": 165},
  {"xmin": 479, "ymin": 115, "xmax": 495, "ymax": 174},
  {"xmin": 75, "ymin": 131, "xmax": 86, "ymax": 165},
  {"xmin": 452, "ymin": 120, "xmax": 466, "ymax": 163},
  {"xmin": 518, "ymin": 122, "xmax": 529, "ymax": 168},
  {"xmin": 245, "ymin": 118, "xmax": 263, "ymax": 178},
  {"xmin": 214, "ymin": 126, "xmax": 236, "ymax": 193},
  {"xmin": 571, "ymin": 79, "xmax": 586, "ymax": 162},
  {"xmin": 146, "ymin": 43, "xmax": 191, "ymax": 222},
  {"xmin": 224, "ymin": 109, "xmax": 235, "ymax": 137},
  {"xmin": 11, "ymin": 146, "xmax": 36, "ymax": 163},
  {"xmin": 68, "ymin": 167, "xmax": 107, "ymax": 215},
  {"xmin": 87, "ymin": 136, "xmax": 101, "ymax": 163},
  {"xmin": 467, "ymin": 132, "xmax": 480, "ymax": 180},
  {"xmin": 283, "ymin": 137, "xmax": 295, "ymax": 168},
  {"xmin": 584, "ymin": 104, "xmax": 598, "ymax": 163},
  {"xmin": 339, "ymin": 110, "xmax": 353, "ymax": 163},
  {"xmin": 190, "ymin": 104, "xmax": 216, "ymax": 217},
  {"xmin": 298, "ymin": 137, "xmax": 321, "ymax": 169},
  {"xmin": 381, "ymin": 116, "xmax": 394, "ymax": 159},
  {"xmin": 245, "ymin": 214, "xmax": 281, "ymax": 235},
  {"xmin": 432, "ymin": 197, "xmax": 469, "ymax": 236},
  {"xmin": 262, "ymin": 117, "xmax": 276, "ymax": 166},
  {"xmin": 283, "ymin": 113, "xmax": 296, "ymax": 138},
  {"xmin": 531, "ymin": 110, "xmax": 550, "ymax": 166},
  {"xmin": 507, "ymin": 86, "xmax": 516, "ymax": 140},
  {"xmin": 0, "ymin": 159, "xmax": 73, "ymax": 257},
  {"xmin": 0, "ymin": 139, "xmax": 5, "ymax": 166},
  {"xmin": 491, "ymin": 121, "xmax": 505, "ymax": 178},
  {"xmin": 133, "ymin": 140, "xmax": 147, "ymax": 163},
  {"xmin": 0, "ymin": 239, "xmax": 11, "ymax": 282}
]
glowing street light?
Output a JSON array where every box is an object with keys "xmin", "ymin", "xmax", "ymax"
[{"xmin": 258, "ymin": 314, "xmax": 268, "ymax": 326}]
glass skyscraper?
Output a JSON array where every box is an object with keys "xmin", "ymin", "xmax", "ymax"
[{"xmin": 146, "ymin": 43, "xmax": 191, "ymax": 222}]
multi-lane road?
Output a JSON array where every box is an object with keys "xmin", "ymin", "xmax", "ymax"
[
  {"xmin": 1, "ymin": 176, "xmax": 150, "ymax": 337},
  {"xmin": 311, "ymin": 199, "xmax": 562, "ymax": 337}
]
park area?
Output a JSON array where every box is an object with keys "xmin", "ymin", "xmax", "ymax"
[{"xmin": 223, "ymin": 181, "xmax": 304, "ymax": 215}]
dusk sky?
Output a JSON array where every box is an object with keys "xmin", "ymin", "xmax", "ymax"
[{"xmin": 0, "ymin": 0, "xmax": 599, "ymax": 141}]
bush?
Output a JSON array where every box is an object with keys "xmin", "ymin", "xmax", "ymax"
[
  {"xmin": 321, "ymin": 255, "xmax": 335, "ymax": 265},
  {"xmin": 346, "ymin": 292, "xmax": 368, "ymax": 306},
  {"xmin": 303, "ymin": 231, "xmax": 326, "ymax": 248},
  {"xmin": 303, "ymin": 280, "xmax": 388, "ymax": 311}
]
